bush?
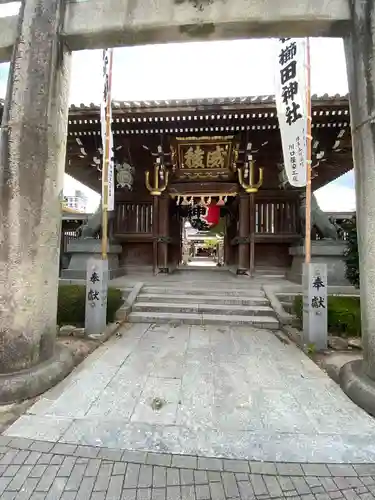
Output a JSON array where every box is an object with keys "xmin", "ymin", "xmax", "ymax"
[
  {"xmin": 342, "ymin": 216, "xmax": 360, "ymax": 289},
  {"xmin": 293, "ymin": 295, "xmax": 361, "ymax": 337},
  {"xmin": 57, "ymin": 285, "xmax": 123, "ymax": 326}
]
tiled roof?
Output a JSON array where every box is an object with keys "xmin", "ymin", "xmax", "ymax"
[{"xmin": 0, "ymin": 94, "xmax": 350, "ymax": 112}]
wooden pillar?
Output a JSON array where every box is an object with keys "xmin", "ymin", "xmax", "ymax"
[
  {"xmin": 249, "ymin": 193, "xmax": 256, "ymax": 277},
  {"xmin": 237, "ymin": 194, "xmax": 250, "ymax": 274},
  {"xmin": 158, "ymin": 194, "xmax": 169, "ymax": 272},
  {"xmin": 152, "ymin": 196, "xmax": 159, "ymax": 274}
]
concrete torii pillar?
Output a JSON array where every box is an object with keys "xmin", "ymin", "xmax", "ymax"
[
  {"xmin": 0, "ymin": 0, "xmax": 74, "ymax": 402},
  {"xmin": 340, "ymin": 0, "xmax": 375, "ymax": 415}
]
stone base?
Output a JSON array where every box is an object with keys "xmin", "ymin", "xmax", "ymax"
[
  {"xmin": 287, "ymin": 240, "xmax": 349, "ymax": 285},
  {"xmin": 61, "ymin": 239, "xmax": 122, "ymax": 280},
  {"xmin": 0, "ymin": 345, "xmax": 75, "ymax": 404},
  {"xmin": 340, "ymin": 359, "xmax": 375, "ymax": 417}
]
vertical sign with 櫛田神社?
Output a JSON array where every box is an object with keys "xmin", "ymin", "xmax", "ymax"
[
  {"xmin": 101, "ymin": 49, "xmax": 114, "ymax": 212},
  {"xmin": 275, "ymin": 38, "xmax": 308, "ymax": 188}
]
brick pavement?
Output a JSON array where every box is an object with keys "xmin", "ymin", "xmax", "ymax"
[{"xmin": 1, "ymin": 436, "xmax": 375, "ymax": 500}]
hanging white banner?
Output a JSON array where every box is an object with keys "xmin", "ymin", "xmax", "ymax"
[
  {"xmin": 100, "ymin": 48, "xmax": 115, "ymax": 211},
  {"xmin": 275, "ymin": 38, "xmax": 308, "ymax": 188}
]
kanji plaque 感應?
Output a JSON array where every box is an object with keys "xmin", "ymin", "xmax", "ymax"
[{"xmin": 302, "ymin": 262, "xmax": 328, "ymax": 351}]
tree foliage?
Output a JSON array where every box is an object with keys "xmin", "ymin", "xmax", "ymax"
[{"xmin": 342, "ymin": 215, "xmax": 360, "ymax": 289}]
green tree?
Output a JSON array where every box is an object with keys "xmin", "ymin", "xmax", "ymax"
[{"xmin": 343, "ymin": 215, "xmax": 360, "ymax": 289}]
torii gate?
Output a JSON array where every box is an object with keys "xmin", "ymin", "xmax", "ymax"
[{"xmin": 0, "ymin": 0, "xmax": 373, "ymax": 413}]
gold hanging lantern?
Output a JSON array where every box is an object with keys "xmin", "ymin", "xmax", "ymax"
[
  {"xmin": 238, "ymin": 156, "xmax": 263, "ymax": 193},
  {"xmin": 145, "ymin": 157, "xmax": 169, "ymax": 196}
]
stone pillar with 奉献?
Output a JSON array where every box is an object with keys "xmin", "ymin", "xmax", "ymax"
[
  {"xmin": 340, "ymin": 0, "xmax": 375, "ymax": 417},
  {"xmin": 0, "ymin": 0, "xmax": 74, "ymax": 403}
]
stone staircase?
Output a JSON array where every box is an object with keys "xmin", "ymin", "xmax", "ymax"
[{"xmin": 127, "ymin": 283, "xmax": 279, "ymax": 329}]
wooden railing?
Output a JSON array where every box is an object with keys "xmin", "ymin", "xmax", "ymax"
[
  {"xmin": 115, "ymin": 202, "xmax": 153, "ymax": 234},
  {"xmin": 255, "ymin": 199, "xmax": 299, "ymax": 235}
]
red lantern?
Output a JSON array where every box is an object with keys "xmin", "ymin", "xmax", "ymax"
[{"xmin": 201, "ymin": 203, "xmax": 220, "ymax": 228}]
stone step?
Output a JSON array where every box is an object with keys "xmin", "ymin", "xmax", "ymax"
[
  {"xmin": 138, "ymin": 293, "xmax": 269, "ymax": 306},
  {"xmin": 128, "ymin": 311, "xmax": 279, "ymax": 329},
  {"xmin": 133, "ymin": 301, "xmax": 276, "ymax": 317},
  {"xmin": 141, "ymin": 286, "xmax": 265, "ymax": 297}
]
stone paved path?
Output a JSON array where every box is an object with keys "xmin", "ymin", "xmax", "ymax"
[
  {"xmin": 2, "ymin": 437, "xmax": 375, "ymax": 499},
  {"xmin": 4, "ymin": 324, "xmax": 375, "ymax": 463}
]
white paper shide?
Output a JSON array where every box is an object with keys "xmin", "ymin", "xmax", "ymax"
[
  {"xmin": 275, "ymin": 38, "xmax": 308, "ymax": 188},
  {"xmin": 101, "ymin": 49, "xmax": 115, "ymax": 211}
]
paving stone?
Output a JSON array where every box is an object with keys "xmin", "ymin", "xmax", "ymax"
[
  {"xmin": 146, "ymin": 453, "xmax": 171, "ymax": 467},
  {"xmin": 196, "ymin": 484, "xmax": 210, "ymax": 499},
  {"xmin": 113, "ymin": 462, "xmax": 127, "ymax": 476},
  {"xmin": 50, "ymin": 455, "xmax": 64, "ymax": 465},
  {"xmin": 342, "ymin": 489, "xmax": 361, "ymax": 500},
  {"xmin": 137, "ymin": 488, "xmax": 152, "ymax": 500},
  {"xmin": 29, "ymin": 465, "xmax": 48, "ymax": 479},
  {"xmin": 320, "ymin": 477, "xmax": 340, "ymax": 492},
  {"xmin": 305, "ymin": 477, "xmax": 322, "ymax": 488},
  {"xmin": 180, "ymin": 485, "xmax": 194, "ymax": 499},
  {"xmin": 57, "ymin": 457, "xmax": 77, "ymax": 477},
  {"xmin": 330, "ymin": 492, "xmax": 345, "ymax": 499},
  {"xmin": 358, "ymin": 494, "xmax": 375, "ymax": 500},
  {"xmin": 151, "ymin": 486, "xmax": 167, "ymax": 500},
  {"xmin": 13, "ymin": 476, "xmax": 39, "ymax": 499},
  {"xmin": 0, "ymin": 436, "xmax": 12, "ymax": 446},
  {"xmin": 285, "ymin": 490, "xmax": 299, "ymax": 497},
  {"xmin": 224, "ymin": 459, "xmax": 250, "ymax": 474},
  {"xmin": 208, "ymin": 471, "xmax": 221, "ymax": 482},
  {"xmin": 2, "ymin": 492, "xmax": 17, "ymax": 500},
  {"xmin": 97, "ymin": 448, "xmax": 123, "ymax": 461},
  {"xmin": 138, "ymin": 465, "xmax": 153, "ymax": 488},
  {"xmin": 121, "ymin": 489, "xmax": 137, "ymax": 500},
  {"xmin": 153, "ymin": 467, "xmax": 167, "ymax": 488},
  {"xmin": 193, "ymin": 470, "xmax": 207, "ymax": 485},
  {"xmin": 90, "ymin": 492, "xmax": 106, "ymax": 500},
  {"xmin": 84, "ymin": 458, "xmax": 101, "ymax": 477},
  {"xmin": 315, "ymin": 493, "xmax": 332, "ymax": 500},
  {"xmin": 0, "ymin": 476, "xmax": 12, "ymax": 494},
  {"xmin": 278, "ymin": 476, "xmax": 295, "ymax": 492},
  {"xmin": 0, "ymin": 450, "xmax": 19, "ymax": 465},
  {"xmin": 209, "ymin": 480, "xmax": 225, "ymax": 499},
  {"xmin": 30, "ymin": 493, "xmax": 47, "ymax": 500},
  {"xmin": 276, "ymin": 463, "xmax": 304, "ymax": 476},
  {"xmin": 36, "ymin": 454, "xmax": 53, "ymax": 466},
  {"xmin": 7, "ymin": 465, "xmax": 33, "ymax": 491},
  {"xmin": 361, "ymin": 479, "xmax": 375, "ymax": 487},
  {"xmin": 35, "ymin": 465, "xmax": 59, "ymax": 492},
  {"xmin": 290, "ymin": 477, "xmax": 311, "ymax": 495},
  {"xmin": 166, "ymin": 485, "xmax": 181, "ymax": 500},
  {"xmin": 222, "ymin": 471, "xmax": 239, "ymax": 498},
  {"xmin": 302, "ymin": 464, "xmax": 331, "ymax": 477},
  {"xmin": 354, "ymin": 467, "xmax": 375, "ymax": 477},
  {"xmin": 335, "ymin": 478, "xmax": 364, "ymax": 490},
  {"xmin": 106, "ymin": 474, "xmax": 124, "ymax": 499},
  {"xmin": 250, "ymin": 462, "xmax": 277, "ymax": 475},
  {"xmin": 238, "ymin": 480, "xmax": 255, "ymax": 500},
  {"xmin": 64, "ymin": 464, "xmax": 87, "ymax": 491},
  {"xmin": 313, "ymin": 486, "xmax": 327, "ymax": 494},
  {"xmin": 198, "ymin": 457, "xmax": 223, "ymax": 471},
  {"xmin": 355, "ymin": 488, "xmax": 370, "ymax": 495},
  {"xmin": 51, "ymin": 444, "xmax": 77, "ymax": 456},
  {"xmin": 22, "ymin": 451, "xmax": 42, "ymax": 467},
  {"xmin": 250, "ymin": 474, "xmax": 268, "ymax": 496},
  {"xmin": 328, "ymin": 466, "xmax": 357, "ymax": 477},
  {"xmin": 121, "ymin": 451, "xmax": 147, "ymax": 464},
  {"xmin": 29, "ymin": 443, "xmax": 54, "ymax": 454},
  {"xmin": 236, "ymin": 473, "xmax": 250, "ymax": 481},
  {"xmin": 12, "ymin": 451, "xmax": 30, "ymax": 465},
  {"xmin": 123, "ymin": 464, "xmax": 140, "ymax": 489},
  {"xmin": 167, "ymin": 468, "xmax": 180, "ymax": 486},
  {"xmin": 45, "ymin": 476, "xmax": 68, "ymax": 500},
  {"xmin": 264, "ymin": 474, "xmax": 283, "ymax": 497},
  {"xmin": 171, "ymin": 455, "xmax": 197, "ymax": 470},
  {"xmin": 75, "ymin": 446, "xmax": 99, "ymax": 459},
  {"xmin": 4, "ymin": 465, "xmax": 21, "ymax": 477},
  {"xmin": 9, "ymin": 438, "xmax": 32, "ymax": 450}
]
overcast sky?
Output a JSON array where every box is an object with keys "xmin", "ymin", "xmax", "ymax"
[{"xmin": 0, "ymin": 2, "xmax": 354, "ymax": 213}]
